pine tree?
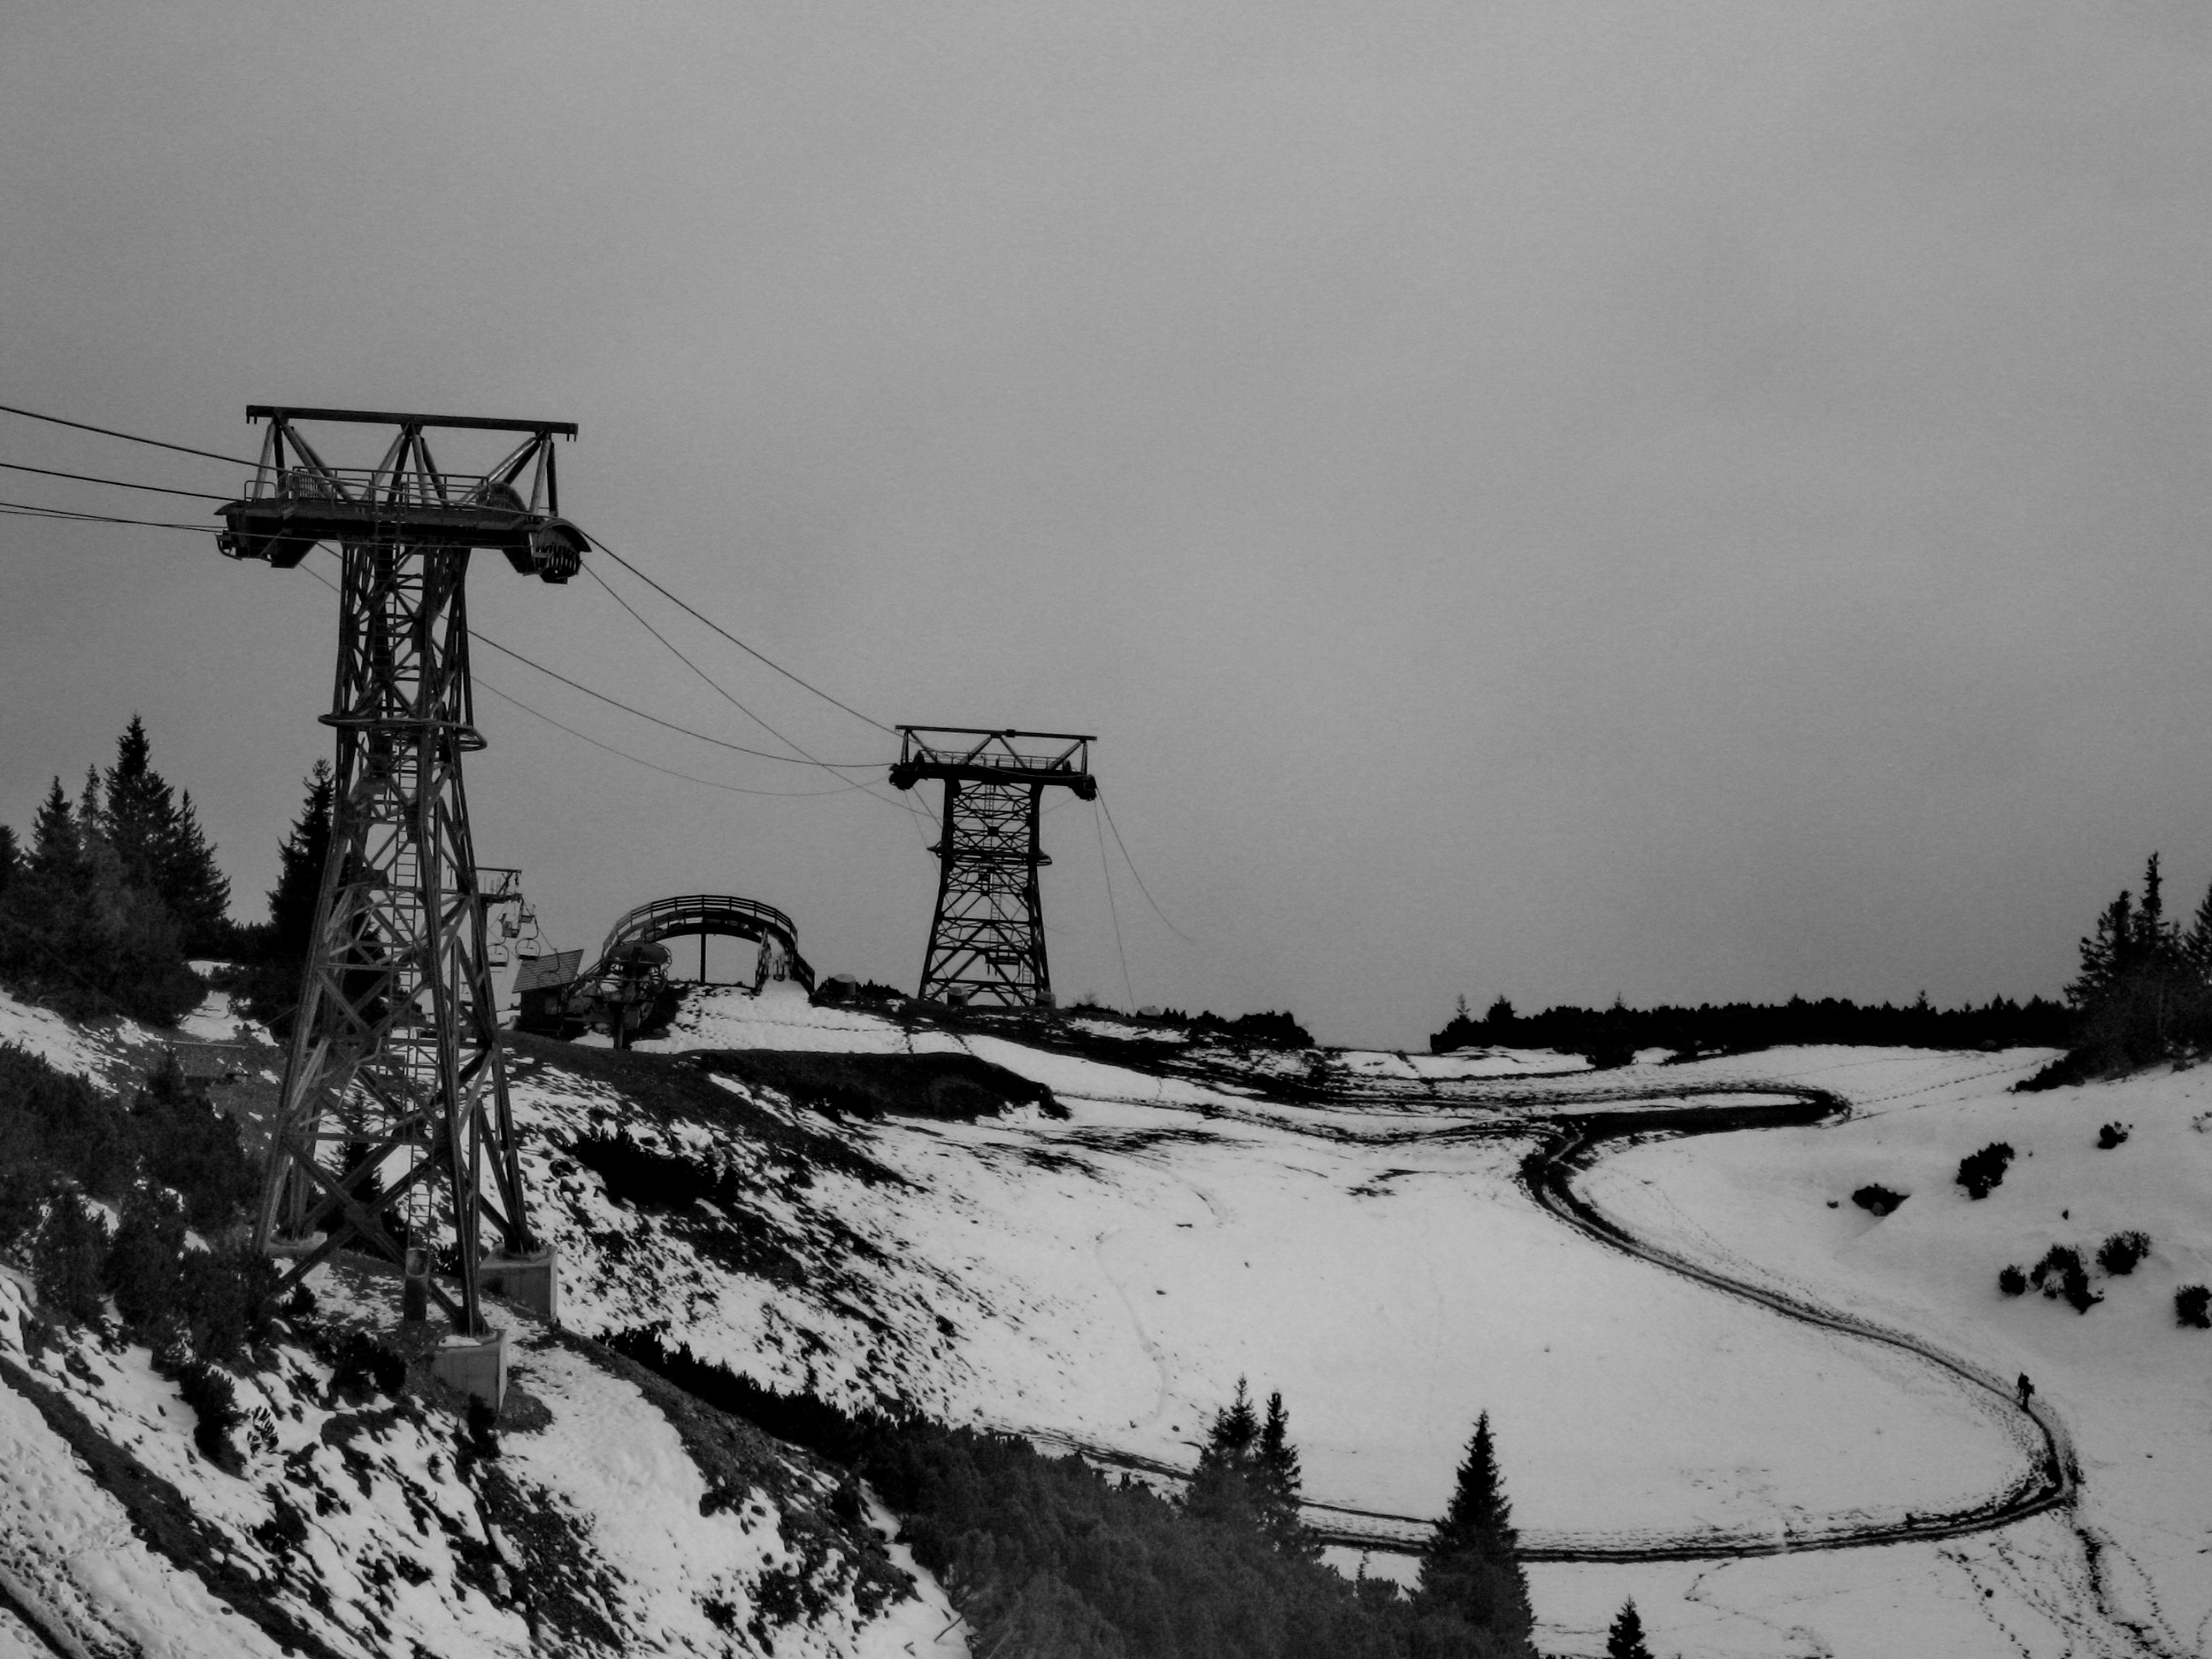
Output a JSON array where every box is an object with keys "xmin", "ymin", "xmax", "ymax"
[
  {"xmin": 2183, "ymin": 878, "xmax": 2212, "ymax": 980},
  {"xmin": 1416, "ymin": 1412, "xmax": 1536, "ymax": 1652},
  {"xmin": 1184, "ymin": 1377, "xmax": 1262, "ymax": 1527},
  {"xmin": 1605, "ymin": 1598, "xmax": 1654, "ymax": 1659},
  {"xmin": 0, "ymin": 772, "xmax": 201, "ymax": 1026},
  {"xmin": 101, "ymin": 717, "xmax": 230, "ymax": 955},
  {"xmin": 266, "ymin": 761, "xmax": 333, "ymax": 958},
  {"xmin": 240, "ymin": 762, "xmax": 335, "ymax": 1030},
  {"xmin": 0, "ymin": 824, "xmax": 17, "ymax": 897},
  {"xmin": 1255, "ymin": 1389, "xmax": 1317, "ymax": 1557},
  {"xmin": 27, "ymin": 779, "xmax": 79, "ymax": 880}
]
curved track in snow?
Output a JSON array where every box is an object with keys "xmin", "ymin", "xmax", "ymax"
[{"xmin": 1042, "ymin": 1082, "xmax": 2075, "ymax": 1565}]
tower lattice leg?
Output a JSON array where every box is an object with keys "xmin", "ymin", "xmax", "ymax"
[
  {"xmin": 918, "ymin": 778, "xmax": 1052, "ymax": 1007},
  {"xmin": 253, "ymin": 542, "xmax": 531, "ymax": 1335}
]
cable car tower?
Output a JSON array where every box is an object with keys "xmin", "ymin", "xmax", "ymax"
[
  {"xmin": 218, "ymin": 406, "xmax": 586, "ymax": 1337},
  {"xmin": 889, "ymin": 727, "xmax": 1096, "ymax": 1007}
]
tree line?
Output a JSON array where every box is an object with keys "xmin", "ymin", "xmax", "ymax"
[
  {"xmin": 0, "ymin": 716, "xmax": 334, "ymax": 1029},
  {"xmin": 1430, "ymin": 990, "xmax": 2071, "ymax": 1065}
]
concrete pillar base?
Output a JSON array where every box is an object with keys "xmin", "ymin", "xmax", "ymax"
[
  {"xmin": 480, "ymin": 1245, "xmax": 561, "ymax": 1324},
  {"xmin": 263, "ymin": 1231, "xmax": 327, "ymax": 1259},
  {"xmin": 429, "ymin": 1325, "xmax": 509, "ymax": 1409}
]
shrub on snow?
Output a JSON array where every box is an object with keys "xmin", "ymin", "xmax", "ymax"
[
  {"xmin": 1851, "ymin": 1185, "xmax": 1906, "ymax": 1217},
  {"xmin": 1998, "ymin": 1265, "xmax": 2028, "ymax": 1296},
  {"xmin": 2030, "ymin": 1244, "xmax": 2101, "ymax": 1313},
  {"xmin": 1955, "ymin": 1142, "xmax": 2016, "ymax": 1200},
  {"xmin": 2096, "ymin": 1121, "xmax": 2132, "ymax": 1150},
  {"xmin": 2096, "ymin": 1231, "xmax": 2151, "ymax": 1276},
  {"xmin": 2175, "ymin": 1286, "xmax": 2210, "ymax": 1330}
]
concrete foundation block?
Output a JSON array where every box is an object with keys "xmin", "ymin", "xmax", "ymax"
[
  {"xmin": 263, "ymin": 1231, "xmax": 328, "ymax": 1260},
  {"xmin": 479, "ymin": 1246, "xmax": 561, "ymax": 1324},
  {"xmin": 429, "ymin": 1325, "xmax": 509, "ymax": 1409}
]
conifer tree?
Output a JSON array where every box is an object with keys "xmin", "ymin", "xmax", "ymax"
[
  {"xmin": 2184, "ymin": 878, "xmax": 2212, "ymax": 980},
  {"xmin": 0, "ymin": 824, "xmax": 17, "ymax": 897},
  {"xmin": 0, "ymin": 772, "xmax": 201, "ymax": 1025},
  {"xmin": 1255, "ymin": 1389, "xmax": 1318, "ymax": 1558},
  {"xmin": 1416, "ymin": 1412, "xmax": 1537, "ymax": 1652},
  {"xmin": 1185, "ymin": 1377, "xmax": 1262, "ymax": 1527},
  {"xmin": 1605, "ymin": 1598, "xmax": 1654, "ymax": 1659},
  {"xmin": 266, "ymin": 760, "xmax": 334, "ymax": 958},
  {"xmin": 240, "ymin": 762, "xmax": 335, "ymax": 1029},
  {"xmin": 27, "ymin": 779, "xmax": 78, "ymax": 881},
  {"xmin": 101, "ymin": 717, "xmax": 231, "ymax": 954}
]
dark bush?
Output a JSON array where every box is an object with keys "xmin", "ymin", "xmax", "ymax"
[
  {"xmin": 603, "ymin": 1324, "xmax": 878, "ymax": 1463},
  {"xmin": 2030, "ymin": 1244, "xmax": 2100, "ymax": 1313},
  {"xmin": 1851, "ymin": 1185, "xmax": 1907, "ymax": 1217},
  {"xmin": 464, "ymin": 1396, "xmax": 501, "ymax": 1462},
  {"xmin": 0, "ymin": 1164, "xmax": 44, "ymax": 1247},
  {"xmin": 1580, "ymin": 1036, "xmax": 1638, "ymax": 1071},
  {"xmin": 172, "ymin": 1359, "xmax": 242, "ymax": 1464},
  {"xmin": 130, "ymin": 1057, "xmax": 255, "ymax": 1230},
  {"xmin": 2096, "ymin": 1231, "xmax": 2151, "ymax": 1276},
  {"xmin": 104, "ymin": 1184, "xmax": 188, "ymax": 1330},
  {"xmin": 2096, "ymin": 1121, "xmax": 2131, "ymax": 1150},
  {"xmin": 28, "ymin": 1188, "xmax": 108, "ymax": 1321},
  {"xmin": 568, "ymin": 1129, "xmax": 736, "ymax": 1211},
  {"xmin": 1999, "ymin": 1265, "xmax": 2028, "ymax": 1296},
  {"xmin": 0, "ymin": 1045, "xmax": 253, "ymax": 1236},
  {"xmin": 1955, "ymin": 1143, "xmax": 2016, "ymax": 1200},
  {"xmin": 178, "ymin": 1245, "xmax": 279, "ymax": 1365},
  {"xmin": 1191, "ymin": 1009, "xmax": 1314, "ymax": 1049},
  {"xmin": 328, "ymin": 1330, "xmax": 408, "ymax": 1399},
  {"xmin": 2176, "ymin": 1285, "xmax": 2210, "ymax": 1330}
]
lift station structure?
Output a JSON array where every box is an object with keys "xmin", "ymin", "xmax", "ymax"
[
  {"xmin": 218, "ymin": 406, "xmax": 585, "ymax": 1342},
  {"xmin": 889, "ymin": 726, "xmax": 1096, "ymax": 1007}
]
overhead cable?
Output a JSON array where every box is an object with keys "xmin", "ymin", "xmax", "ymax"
[
  {"xmin": 1097, "ymin": 791, "xmax": 1197, "ymax": 946},
  {"xmin": 294, "ymin": 562, "xmax": 873, "ymax": 800},
  {"xmin": 586, "ymin": 533, "xmax": 894, "ymax": 734},
  {"xmin": 474, "ymin": 681, "xmax": 876, "ymax": 798},
  {"xmin": 0, "ymin": 401, "xmax": 259, "ymax": 468},
  {"xmin": 0, "ymin": 497, "xmax": 221, "ymax": 533},
  {"xmin": 0, "ymin": 459, "xmax": 232, "ymax": 500},
  {"xmin": 1093, "ymin": 798, "xmax": 1137, "ymax": 1008},
  {"xmin": 582, "ymin": 558, "xmax": 934, "ymax": 830},
  {"xmin": 583, "ymin": 562, "xmax": 879, "ymax": 771}
]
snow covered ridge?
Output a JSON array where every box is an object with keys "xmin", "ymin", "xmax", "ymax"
[{"xmin": 0, "ymin": 1264, "xmax": 963, "ymax": 1658}]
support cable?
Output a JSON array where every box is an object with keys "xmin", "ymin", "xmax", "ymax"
[
  {"xmin": 581, "ymin": 557, "xmax": 934, "ymax": 829},
  {"xmin": 0, "ymin": 459, "xmax": 233, "ymax": 499},
  {"xmin": 294, "ymin": 562, "xmax": 871, "ymax": 799},
  {"xmin": 1093, "ymin": 798, "xmax": 1137, "ymax": 1009},
  {"xmin": 0, "ymin": 497, "xmax": 222, "ymax": 533},
  {"xmin": 585, "ymin": 533, "xmax": 895, "ymax": 734},
  {"xmin": 0, "ymin": 402, "xmax": 259, "ymax": 468},
  {"xmin": 583, "ymin": 561, "xmax": 879, "ymax": 771},
  {"xmin": 475, "ymin": 683, "xmax": 872, "ymax": 799},
  {"xmin": 1097, "ymin": 791, "xmax": 1197, "ymax": 946}
]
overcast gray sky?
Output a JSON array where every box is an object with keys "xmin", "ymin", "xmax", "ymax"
[{"xmin": 4, "ymin": 3, "xmax": 2209, "ymax": 1046}]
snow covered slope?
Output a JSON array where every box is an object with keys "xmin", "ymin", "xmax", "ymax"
[
  {"xmin": 511, "ymin": 988, "xmax": 2203, "ymax": 1656},
  {"xmin": 0, "ymin": 1265, "xmax": 965, "ymax": 1659},
  {"xmin": 0, "ymin": 982, "xmax": 966, "ymax": 1659}
]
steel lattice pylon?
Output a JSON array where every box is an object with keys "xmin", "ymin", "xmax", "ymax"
[
  {"xmin": 888, "ymin": 727, "xmax": 1096, "ymax": 1007},
  {"xmin": 218, "ymin": 407, "xmax": 586, "ymax": 1335}
]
